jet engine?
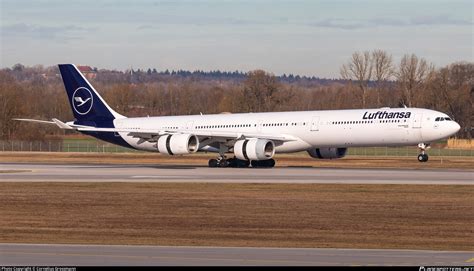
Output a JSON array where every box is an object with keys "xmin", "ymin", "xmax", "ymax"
[
  {"xmin": 307, "ymin": 147, "xmax": 347, "ymax": 159},
  {"xmin": 157, "ymin": 134, "xmax": 199, "ymax": 155},
  {"xmin": 234, "ymin": 138, "xmax": 275, "ymax": 161}
]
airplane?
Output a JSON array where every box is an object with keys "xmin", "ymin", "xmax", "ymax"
[{"xmin": 14, "ymin": 64, "xmax": 461, "ymax": 168}]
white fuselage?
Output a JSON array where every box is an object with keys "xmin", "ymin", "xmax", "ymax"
[{"xmin": 113, "ymin": 107, "xmax": 460, "ymax": 153}]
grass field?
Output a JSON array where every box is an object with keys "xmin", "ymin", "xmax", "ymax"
[
  {"xmin": 0, "ymin": 182, "xmax": 472, "ymax": 250},
  {"xmin": 1, "ymin": 152, "xmax": 473, "ymax": 170}
]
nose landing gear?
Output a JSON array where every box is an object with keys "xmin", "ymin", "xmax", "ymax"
[{"xmin": 417, "ymin": 143, "xmax": 430, "ymax": 162}]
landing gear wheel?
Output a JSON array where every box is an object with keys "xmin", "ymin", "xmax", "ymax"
[
  {"xmin": 208, "ymin": 156, "xmax": 252, "ymax": 168},
  {"xmin": 251, "ymin": 159, "xmax": 276, "ymax": 168},
  {"xmin": 227, "ymin": 158, "xmax": 236, "ymax": 167},
  {"xmin": 208, "ymin": 159, "xmax": 218, "ymax": 167},
  {"xmin": 417, "ymin": 154, "xmax": 429, "ymax": 162},
  {"xmin": 417, "ymin": 154, "xmax": 424, "ymax": 162},
  {"xmin": 236, "ymin": 158, "xmax": 250, "ymax": 168},
  {"xmin": 225, "ymin": 158, "xmax": 250, "ymax": 168},
  {"xmin": 267, "ymin": 159, "xmax": 275, "ymax": 168},
  {"xmin": 242, "ymin": 160, "xmax": 251, "ymax": 168},
  {"xmin": 219, "ymin": 159, "xmax": 229, "ymax": 168},
  {"xmin": 417, "ymin": 143, "xmax": 430, "ymax": 163}
]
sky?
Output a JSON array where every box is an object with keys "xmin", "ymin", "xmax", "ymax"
[{"xmin": 0, "ymin": 0, "xmax": 472, "ymax": 78}]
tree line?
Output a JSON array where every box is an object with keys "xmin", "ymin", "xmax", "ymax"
[{"xmin": 0, "ymin": 50, "xmax": 472, "ymax": 140}]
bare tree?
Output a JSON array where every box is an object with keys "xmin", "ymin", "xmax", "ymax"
[
  {"xmin": 103, "ymin": 83, "xmax": 134, "ymax": 115},
  {"xmin": 372, "ymin": 50, "xmax": 393, "ymax": 106},
  {"xmin": 340, "ymin": 51, "xmax": 372, "ymax": 107},
  {"xmin": 470, "ymin": 86, "xmax": 474, "ymax": 139},
  {"xmin": 3, "ymin": 60, "xmax": 473, "ymax": 139},
  {"xmin": 428, "ymin": 62, "xmax": 474, "ymax": 138},
  {"xmin": 241, "ymin": 70, "xmax": 281, "ymax": 112},
  {"xmin": 0, "ymin": 71, "xmax": 26, "ymax": 139},
  {"xmin": 396, "ymin": 54, "xmax": 434, "ymax": 107}
]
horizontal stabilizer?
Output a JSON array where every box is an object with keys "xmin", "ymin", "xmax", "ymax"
[
  {"xmin": 13, "ymin": 118, "xmax": 55, "ymax": 125},
  {"xmin": 52, "ymin": 118, "xmax": 74, "ymax": 130},
  {"xmin": 13, "ymin": 118, "xmax": 74, "ymax": 130}
]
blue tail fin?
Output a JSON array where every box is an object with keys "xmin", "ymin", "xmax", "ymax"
[{"xmin": 58, "ymin": 64, "xmax": 124, "ymax": 127}]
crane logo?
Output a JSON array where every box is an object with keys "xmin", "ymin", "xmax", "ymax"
[{"xmin": 72, "ymin": 87, "xmax": 93, "ymax": 115}]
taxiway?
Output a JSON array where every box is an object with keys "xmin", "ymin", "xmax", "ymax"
[
  {"xmin": 1, "ymin": 243, "xmax": 472, "ymax": 266},
  {"xmin": 0, "ymin": 163, "xmax": 472, "ymax": 185}
]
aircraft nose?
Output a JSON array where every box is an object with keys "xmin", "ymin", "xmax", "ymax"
[{"xmin": 453, "ymin": 121, "xmax": 461, "ymax": 133}]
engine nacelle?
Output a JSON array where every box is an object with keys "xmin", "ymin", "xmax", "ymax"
[
  {"xmin": 234, "ymin": 138, "xmax": 275, "ymax": 161},
  {"xmin": 157, "ymin": 134, "xmax": 199, "ymax": 155},
  {"xmin": 307, "ymin": 147, "xmax": 347, "ymax": 159}
]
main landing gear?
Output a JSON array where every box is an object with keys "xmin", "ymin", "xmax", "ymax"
[
  {"xmin": 208, "ymin": 143, "xmax": 276, "ymax": 168},
  {"xmin": 208, "ymin": 156, "xmax": 250, "ymax": 168},
  {"xmin": 417, "ymin": 143, "xmax": 430, "ymax": 162},
  {"xmin": 208, "ymin": 156, "xmax": 275, "ymax": 168}
]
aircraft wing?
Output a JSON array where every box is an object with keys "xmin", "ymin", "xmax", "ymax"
[
  {"xmin": 76, "ymin": 126, "xmax": 298, "ymax": 142},
  {"xmin": 13, "ymin": 118, "xmax": 298, "ymax": 143}
]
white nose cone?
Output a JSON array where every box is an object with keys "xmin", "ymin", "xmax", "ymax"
[{"xmin": 453, "ymin": 121, "xmax": 461, "ymax": 134}]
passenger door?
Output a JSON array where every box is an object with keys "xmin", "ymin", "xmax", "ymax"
[
  {"xmin": 412, "ymin": 114, "xmax": 422, "ymax": 128},
  {"xmin": 310, "ymin": 116, "xmax": 320, "ymax": 131},
  {"xmin": 186, "ymin": 121, "xmax": 194, "ymax": 130}
]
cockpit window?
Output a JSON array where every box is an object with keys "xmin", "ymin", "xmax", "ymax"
[{"xmin": 436, "ymin": 117, "xmax": 453, "ymax": 121}]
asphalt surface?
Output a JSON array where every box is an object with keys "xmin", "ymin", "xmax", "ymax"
[
  {"xmin": 0, "ymin": 163, "xmax": 472, "ymax": 184},
  {"xmin": 1, "ymin": 243, "xmax": 473, "ymax": 266},
  {"xmin": 1, "ymin": 164, "xmax": 473, "ymax": 266}
]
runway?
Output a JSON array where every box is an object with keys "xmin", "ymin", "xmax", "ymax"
[
  {"xmin": 1, "ymin": 165, "xmax": 473, "ymax": 266},
  {"xmin": 0, "ymin": 163, "xmax": 472, "ymax": 184},
  {"xmin": 1, "ymin": 243, "xmax": 472, "ymax": 266}
]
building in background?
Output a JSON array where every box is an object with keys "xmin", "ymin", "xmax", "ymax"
[{"xmin": 77, "ymin": 66, "xmax": 97, "ymax": 80}]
